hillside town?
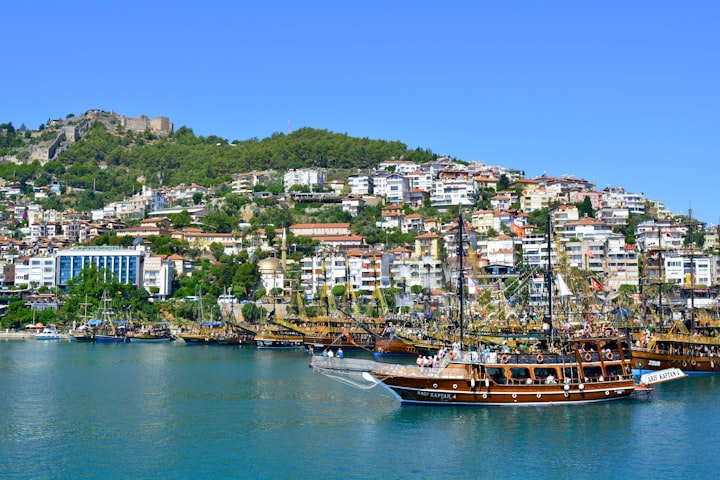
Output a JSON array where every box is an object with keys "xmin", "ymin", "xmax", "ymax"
[{"xmin": 0, "ymin": 113, "xmax": 718, "ymax": 325}]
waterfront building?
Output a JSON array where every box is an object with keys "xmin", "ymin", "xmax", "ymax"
[{"xmin": 56, "ymin": 246, "xmax": 144, "ymax": 288}]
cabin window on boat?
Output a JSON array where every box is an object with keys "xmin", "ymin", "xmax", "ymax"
[
  {"xmin": 509, "ymin": 367, "xmax": 531, "ymax": 381},
  {"xmin": 563, "ymin": 367, "xmax": 580, "ymax": 382},
  {"xmin": 533, "ymin": 367, "xmax": 557, "ymax": 381},
  {"xmin": 605, "ymin": 364, "xmax": 624, "ymax": 377},
  {"xmin": 583, "ymin": 366, "xmax": 603, "ymax": 379},
  {"xmin": 486, "ymin": 368, "xmax": 507, "ymax": 384}
]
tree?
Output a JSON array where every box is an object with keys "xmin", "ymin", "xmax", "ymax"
[
  {"xmin": 209, "ymin": 242, "xmax": 225, "ymax": 260},
  {"xmin": 192, "ymin": 192, "xmax": 204, "ymax": 205},
  {"xmin": 577, "ymin": 196, "xmax": 595, "ymax": 218},
  {"xmin": 241, "ymin": 302, "xmax": 266, "ymax": 323},
  {"xmin": 169, "ymin": 210, "xmax": 192, "ymax": 228}
]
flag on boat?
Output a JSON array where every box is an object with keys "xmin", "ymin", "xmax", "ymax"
[
  {"xmin": 555, "ymin": 274, "xmax": 573, "ymax": 296},
  {"xmin": 467, "ymin": 277, "xmax": 480, "ymax": 294},
  {"xmin": 591, "ymin": 278, "xmax": 605, "ymax": 291}
]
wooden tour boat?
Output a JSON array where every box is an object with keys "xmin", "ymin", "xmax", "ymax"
[
  {"xmin": 312, "ymin": 335, "xmax": 681, "ymax": 405},
  {"xmin": 632, "ymin": 320, "xmax": 720, "ymax": 375}
]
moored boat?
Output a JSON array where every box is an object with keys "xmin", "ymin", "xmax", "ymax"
[
  {"xmin": 35, "ymin": 326, "xmax": 63, "ymax": 340},
  {"xmin": 373, "ymin": 334, "xmax": 440, "ymax": 358},
  {"xmin": 632, "ymin": 322, "xmax": 720, "ymax": 375},
  {"xmin": 255, "ymin": 329, "xmax": 304, "ymax": 349},
  {"xmin": 130, "ymin": 322, "xmax": 175, "ymax": 343},
  {"xmin": 312, "ymin": 334, "xmax": 673, "ymax": 405}
]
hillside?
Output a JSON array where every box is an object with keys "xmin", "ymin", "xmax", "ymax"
[{"xmin": 0, "ymin": 112, "xmax": 439, "ymax": 210}]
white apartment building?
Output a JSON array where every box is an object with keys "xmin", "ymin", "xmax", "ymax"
[
  {"xmin": 283, "ymin": 169, "xmax": 326, "ymax": 191},
  {"xmin": 430, "ymin": 180, "xmax": 475, "ymax": 207},
  {"xmin": 385, "ymin": 174, "xmax": 409, "ymax": 204},
  {"xmin": 405, "ymin": 171, "xmax": 433, "ymax": 192},
  {"xmin": 142, "ymin": 253, "xmax": 174, "ymax": 300},
  {"xmin": 347, "ymin": 173, "xmax": 372, "ymax": 195}
]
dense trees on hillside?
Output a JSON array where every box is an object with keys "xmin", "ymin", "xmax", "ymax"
[{"xmin": 50, "ymin": 125, "xmax": 437, "ymax": 202}]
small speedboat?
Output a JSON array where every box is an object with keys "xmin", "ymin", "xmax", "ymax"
[{"xmin": 36, "ymin": 326, "xmax": 62, "ymax": 340}]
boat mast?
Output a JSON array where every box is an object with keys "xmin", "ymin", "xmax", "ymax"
[
  {"xmin": 458, "ymin": 213, "xmax": 465, "ymax": 350},
  {"xmin": 546, "ymin": 211, "xmax": 553, "ymax": 341},
  {"xmin": 689, "ymin": 209, "xmax": 695, "ymax": 331},
  {"xmin": 658, "ymin": 223, "xmax": 664, "ymax": 327}
]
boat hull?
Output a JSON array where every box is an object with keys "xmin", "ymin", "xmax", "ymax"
[
  {"xmin": 180, "ymin": 334, "xmax": 216, "ymax": 344},
  {"xmin": 256, "ymin": 336, "xmax": 304, "ymax": 349},
  {"xmin": 36, "ymin": 334, "xmax": 63, "ymax": 340},
  {"xmin": 372, "ymin": 373, "xmax": 636, "ymax": 406},
  {"xmin": 373, "ymin": 337, "xmax": 438, "ymax": 358},
  {"xmin": 94, "ymin": 335, "xmax": 129, "ymax": 343},
  {"xmin": 69, "ymin": 334, "xmax": 95, "ymax": 342},
  {"xmin": 632, "ymin": 350, "xmax": 720, "ymax": 375},
  {"xmin": 130, "ymin": 336, "xmax": 174, "ymax": 343}
]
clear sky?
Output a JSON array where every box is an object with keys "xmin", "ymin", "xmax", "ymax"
[{"xmin": 2, "ymin": 1, "xmax": 718, "ymax": 224}]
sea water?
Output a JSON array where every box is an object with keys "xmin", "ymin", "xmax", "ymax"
[{"xmin": 1, "ymin": 340, "xmax": 718, "ymax": 480}]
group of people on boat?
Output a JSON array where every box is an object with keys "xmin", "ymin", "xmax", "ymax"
[{"xmin": 321, "ymin": 347, "xmax": 343, "ymax": 358}]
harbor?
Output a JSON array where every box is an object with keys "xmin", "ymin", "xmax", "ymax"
[{"xmin": 1, "ymin": 339, "xmax": 719, "ymax": 479}]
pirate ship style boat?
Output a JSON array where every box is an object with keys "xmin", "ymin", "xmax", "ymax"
[
  {"xmin": 314, "ymin": 334, "xmax": 654, "ymax": 405},
  {"xmin": 631, "ymin": 217, "xmax": 720, "ymax": 375},
  {"xmin": 312, "ymin": 214, "xmax": 682, "ymax": 405}
]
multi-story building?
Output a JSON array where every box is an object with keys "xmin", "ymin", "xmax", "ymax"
[
  {"xmin": 341, "ymin": 196, "xmax": 365, "ymax": 217},
  {"xmin": 347, "ymin": 173, "xmax": 372, "ymax": 195},
  {"xmin": 283, "ymin": 169, "xmax": 325, "ymax": 191},
  {"xmin": 56, "ymin": 246, "xmax": 144, "ymax": 288},
  {"xmin": 28, "ymin": 256, "xmax": 57, "ymax": 287},
  {"xmin": 385, "ymin": 173, "xmax": 409, "ymax": 204},
  {"xmin": 520, "ymin": 188, "xmax": 551, "ymax": 213},
  {"xmin": 471, "ymin": 210, "xmax": 495, "ymax": 235},
  {"xmin": 404, "ymin": 170, "xmax": 433, "ymax": 192},
  {"xmin": 142, "ymin": 253, "xmax": 174, "ymax": 300}
]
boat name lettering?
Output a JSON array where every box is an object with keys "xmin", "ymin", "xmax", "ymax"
[
  {"xmin": 649, "ymin": 360, "xmax": 661, "ymax": 367},
  {"xmin": 419, "ymin": 391, "xmax": 457, "ymax": 400}
]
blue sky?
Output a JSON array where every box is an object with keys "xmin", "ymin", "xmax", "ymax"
[{"xmin": 2, "ymin": 1, "xmax": 718, "ymax": 224}]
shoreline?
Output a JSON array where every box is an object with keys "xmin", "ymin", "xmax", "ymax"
[{"xmin": 0, "ymin": 332, "xmax": 37, "ymax": 340}]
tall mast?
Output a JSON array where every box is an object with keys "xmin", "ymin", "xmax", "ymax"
[
  {"xmin": 689, "ymin": 209, "xmax": 695, "ymax": 331},
  {"xmin": 658, "ymin": 223, "xmax": 663, "ymax": 327},
  {"xmin": 458, "ymin": 214, "xmax": 465, "ymax": 349},
  {"xmin": 546, "ymin": 212, "xmax": 553, "ymax": 338}
]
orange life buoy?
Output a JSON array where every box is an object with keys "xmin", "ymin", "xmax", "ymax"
[
  {"xmin": 501, "ymin": 354, "xmax": 509, "ymax": 364},
  {"xmin": 584, "ymin": 353, "xmax": 592, "ymax": 362},
  {"xmin": 536, "ymin": 354, "xmax": 544, "ymax": 363},
  {"xmin": 605, "ymin": 351, "xmax": 614, "ymax": 361}
]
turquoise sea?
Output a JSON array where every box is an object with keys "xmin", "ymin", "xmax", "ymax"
[{"xmin": 1, "ymin": 339, "xmax": 718, "ymax": 480}]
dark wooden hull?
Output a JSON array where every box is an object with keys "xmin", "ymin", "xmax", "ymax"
[
  {"xmin": 632, "ymin": 349, "xmax": 720, "ymax": 375},
  {"xmin": 70, "ymin": 334, "xmax": 95, "ymax": 342},
  {"xmin": 180, "ymin": 333, "xmax": 217, "ymax": 344},
  {"xmin": 374, "ymin": 374, "xmax": 637, "ymax": 405},
  {"xmin": 632, "ymin": 333, "xmax": 720, "ymax": 375},
  {"xmin": 373, "ymin": 337, "xmax": 438, "ymax": 358}
]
